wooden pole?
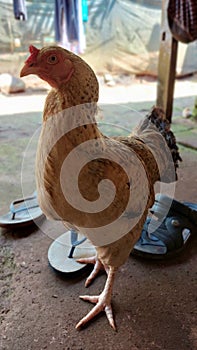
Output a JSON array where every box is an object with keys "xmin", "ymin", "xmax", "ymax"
[{"xmin": 156, "ymin": 0, "xmax": 178, "ymax": 123}]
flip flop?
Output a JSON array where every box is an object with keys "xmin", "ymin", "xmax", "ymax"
[
  {"xmin": 132, "ymin": 194, "xmax": 197, "ymax": 259},
  {"xmin": 0, "ymin": 192, "xmax": 44, "ymax": 228},
  {"xmin": 48, "ymin": 230, "xmax": 96, "ymax": 273}
]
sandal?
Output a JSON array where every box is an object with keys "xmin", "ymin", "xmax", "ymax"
[
  {"xmin": 132, "ymin": 194, "xmax": 197, "ymax": 259},
  {"xmin": 48, "ymin": 230, "xmax": 96, "ymax": 273},
  {"xmin": 0, "ymin": 192, "xmax": 44, "ymax": 228}
]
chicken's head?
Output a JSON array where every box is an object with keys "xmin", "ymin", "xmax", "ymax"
[{"xmin": 20, "ymin": 45, "xmax": 99, "ymax": 103}]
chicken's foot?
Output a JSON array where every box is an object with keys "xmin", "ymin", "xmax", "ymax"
[
  {"xmin": 76, "ymin": 266, "xmax": 117, "ymax": 330},
  {"xmin": 77, "ymin": 256, "xmax": 105, "ymax": 287}
]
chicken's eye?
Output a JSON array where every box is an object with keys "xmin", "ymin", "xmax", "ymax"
[{"xmin": 47, "ymin": 55, "xmax": 58, "ymax": 64}]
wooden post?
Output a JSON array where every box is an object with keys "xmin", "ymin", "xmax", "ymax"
[{"xmin": 156, "ymin": 0, "xmax": 178, "ymax": 123}]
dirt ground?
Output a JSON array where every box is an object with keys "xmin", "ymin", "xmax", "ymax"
[{"xmin": 0, "ymin": 75, "xmax": 197, "ymax": 350}]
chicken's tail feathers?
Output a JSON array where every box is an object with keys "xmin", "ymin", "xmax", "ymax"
[
  {"xmin": 131, "ymin": 106, "xmax": 182, "ymax": 181},
  {"xmin": 146, "ymin": 106, "xmax": 182, "ymax": 171}
]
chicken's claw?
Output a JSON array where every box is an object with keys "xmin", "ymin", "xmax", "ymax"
[
  {"xmin": 76, "ymin": 266, "xmax": 117, "ymax": 330},
  {"xmin": 76, "ymin": 293, "xmax": 116, "ymax": 331},
  {"xmin": 77, "ymin": 256, "xmax": 104, "ymax": 287},
  {"xmin": 77, "ymin": 256, "xmax": 97, "ymax": 265}
]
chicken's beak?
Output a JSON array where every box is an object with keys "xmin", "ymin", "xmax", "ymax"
[{"xmin": 20, "ymin": 63, "xmax": 37, "ymax": 77}]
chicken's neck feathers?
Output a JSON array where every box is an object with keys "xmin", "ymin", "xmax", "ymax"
[{"xmin": 43, "ymin": 88, "xmax": 102, "ymax": 146}]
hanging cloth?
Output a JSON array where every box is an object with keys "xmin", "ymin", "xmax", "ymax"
[
  {"xmin": 54, "ymin": 0, "xmax": 86, "ymax": 53},
  {"xmin": 167, "ymin": 0, "xmax": 197, "ymax": 43},
  {"xmin": 54, "ymin": 0, "xmax": 78, "ymax": 45},
  {"xmin": 13, "ymin": 0, "xmax": 27, "ymax": 21}
]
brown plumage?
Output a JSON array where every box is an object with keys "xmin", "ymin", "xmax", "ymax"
[{"xmin": 20, "ymin": 45, "xmax": 181, "ymax": 330}]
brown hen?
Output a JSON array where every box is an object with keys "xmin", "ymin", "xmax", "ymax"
[{"xmin": 20, "ymin": 45, "xmax": 181, "ymax": 330}]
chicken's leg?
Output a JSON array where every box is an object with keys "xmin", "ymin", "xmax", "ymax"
[{"xmin": 75, "ymin": 266, "xmax": 117, "ymax": 330}]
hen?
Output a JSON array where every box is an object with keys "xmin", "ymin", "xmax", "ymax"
[{"xmin": 20, "ymin": 45, "xmax": 181, "ymax": 330}]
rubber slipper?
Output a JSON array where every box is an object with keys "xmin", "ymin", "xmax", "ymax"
[
  {"xmin": 132, "ymin": 194, "xmax": 197, "ymax": 259},
  {"xmin": 0, "ymin": 192, "xmax": 44, "ymax": 228},
  {"xmin": 48, "ymin": 230, "xmax": 96, "ymax": 273}
]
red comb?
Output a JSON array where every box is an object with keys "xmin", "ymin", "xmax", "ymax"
[{"xmin": 25, "ymin": 45, "xmax": 40, "ymax": 64}]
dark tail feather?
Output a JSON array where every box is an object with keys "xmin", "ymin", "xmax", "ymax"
[{"xmin": 147, "ymin": 106, "xmax": 182, "ymax": 174}]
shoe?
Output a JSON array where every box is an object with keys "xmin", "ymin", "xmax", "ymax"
[{"xmin": 132, "ymin": 194, "xmax": 197, "ymax": 259}]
